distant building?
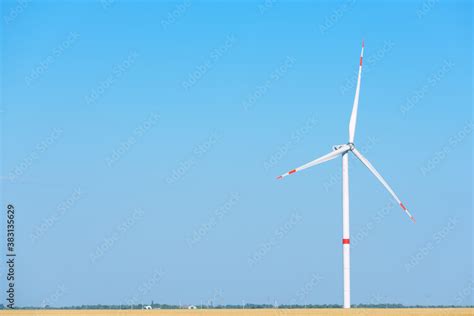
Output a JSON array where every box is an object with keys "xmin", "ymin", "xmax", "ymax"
[{"xmin": 188, "ymin": 305, "xmax": 197, "ymax": 309}]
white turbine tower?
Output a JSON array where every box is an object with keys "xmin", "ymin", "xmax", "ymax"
[{"xmin": 276, "ymin": 41, "xmax": 415, "ymax": 309}]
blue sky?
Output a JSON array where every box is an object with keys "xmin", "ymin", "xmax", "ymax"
[{"xmin": 1, "ymin": 0, "xmax": 472, "ymax": 308}]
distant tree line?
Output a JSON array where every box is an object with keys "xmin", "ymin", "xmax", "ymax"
[{"xmin": 1, "ymin": 303, "xmax": 473, "ymax": 310}]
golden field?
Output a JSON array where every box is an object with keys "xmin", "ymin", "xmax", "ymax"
[{"xmin": 1, "ymin": 309, "xmax": 472, "ymax": 316}]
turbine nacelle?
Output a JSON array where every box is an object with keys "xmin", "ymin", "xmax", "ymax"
[{"xmin": 333, "ymin": 143, "xmax": 354, "ymax": 152}]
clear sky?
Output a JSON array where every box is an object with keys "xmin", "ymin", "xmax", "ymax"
[{"xmin": 1, "ymin": 0, "xmax": 472, "ymax": 308}]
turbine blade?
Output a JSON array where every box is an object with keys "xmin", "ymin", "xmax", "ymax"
[
  {"xmin": 351, "ymin": 147, "xmax": 415, "ymax": 223},
  {"xmin": 277, "ymin": 145, "xmax": 350, "ymax": 179},
  {"xmin": 348, "ymin": 40, "xmax": 364, "ymax": 143}
]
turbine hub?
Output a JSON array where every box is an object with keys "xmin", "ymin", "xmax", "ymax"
[{"xmin": 347, "ymin": 142, "xmax": 355, "ymax": 150}]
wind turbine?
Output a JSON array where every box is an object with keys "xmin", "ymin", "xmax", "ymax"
[{"xmin": 276, "ymin": 41, "xmax": 415, "ymax": 309}]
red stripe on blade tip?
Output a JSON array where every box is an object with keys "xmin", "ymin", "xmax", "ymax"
[
  {"xmin": 360, "ymin": 57, "xmax": 363, "ymax": 66},
  {"xmin": 342, "ymin": 239, "xmax": 350, "ymax": 244},
  {"xmin": 289, "ymin": 169, "xmax": 296, "ymax": 175},
  {"xmin": 400, "ymin": 203, "xmax": 407, "ymax": 211}
]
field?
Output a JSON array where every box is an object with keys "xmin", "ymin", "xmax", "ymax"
[{"xmin": 1, "ymin": 309, "xmax": 472, "ymax": 316}]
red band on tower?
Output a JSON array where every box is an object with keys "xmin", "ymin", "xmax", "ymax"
[{"xmin": 342, "ymin": 239, "xmax": 350, "ymax": 244}]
